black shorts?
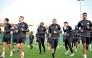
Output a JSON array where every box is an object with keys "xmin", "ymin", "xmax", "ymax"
[
  {"xmin": 81, "ymin": 37, "xmax": 90, "ymax": 44},
  {"xmin": 72, "ymin": 39, "xmax": 78, "ymax": 43},
  {"xmin": 50, "ymin": 39, "xmax": 58, "ymax": 48},
  {"xmin": 2, "ymin": 37, "xmax": 11, "ymax": 44},
  {"xmin": 12, "ymin": 38, "xmax": 17, "ymax": 43},
  {"xmin": 30, "ymin": 40, "xmax": 33, "ymax": 44},
  {"xmin": 90, "ymin": 38, "xmax": 92, "ymax": 44},
  {"xmin": 36, "ymin": 39, "xmax": 39, "ymax": 42},
  {"xmin": 17, "ymin": 37, "xmax": 26, "ymax": 43}
]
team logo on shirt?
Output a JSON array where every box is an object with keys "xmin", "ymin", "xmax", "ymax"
[
  {"xmin": 87, "ymin": 22, "xmax": 89, "ymax": 25},
  {"xmin": 56, "ymin": 26, "xmax": 57, "ymax": 28},
  {"xmin": 51, "ymin": 27, "xmax": 52, "ymax": 29},
  {"xmin": 42, "ymin": 28, "xmax": 43, "ymax": 30},
  {"xmin": 67, "ymin": 28, "xmax": 68, "ymax": 29},
  {"xmin": 82, "ymin": 23, "xmax": 83, "ymax": 25},
  {"xmin": 22, "ymin": 24, "xmax": 24, "ymax": 26},
  {"xmin": 5, "ymin": 25, "xmax": 7, "ymax": 27},
  {"xmin": 77, "ymin": 31, "xmax": 78, "ymax": 32},
  {"xmin": 74, "ymin": 31, "xmax": 75, "ymax": 32}
]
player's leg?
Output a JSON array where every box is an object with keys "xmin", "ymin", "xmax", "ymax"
[
  {"xmin": 42, "ymin": 38, "xmax": 45, "ymax": 52},
  {"xmin": 51, "ymin": 39, "xmax": 55, "ymax": 58},
  {"xmin": 65, "ymin": 39, "xmax": 69, "ymax": 54},
  {"xmin": 38, "ymin": 38, "xmax": 42, "ymax": 54},
  {"xmin": 54, "ymin": 40, "xmax": 58, "ymax": 53},
  {"xmin": 81, "ymin": 37, "xmax": 87, "ymax": 58},
  {"xmin": 30, "ymin": 41, "xmax": 33, "ymax": 49},
  {"xmin": 75, "ymin": 39, "xmax": 78, "ymax": 51},
  {"xmin": 67, "ymin": 38, "xmax": 74, "ymax": 56},
  {"xmin": 86, "ymin": 37, "xmax": 90, "ymax": 50},
  {"xmin": 12, "ymin": 39, "xmax": 15, "ymax": 53},
  {"xmin": 0, "ymin": 37, "xmax": 6, "ymax": 57},
  {"xmin": 89, "ymin": 38, "xmax": 92, "ymax": 51},
  {"xmin": 20, "ymin": 37, "xmax": 26, "ymax": 58}
]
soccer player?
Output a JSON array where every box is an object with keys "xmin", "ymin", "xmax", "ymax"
[
  {"xmin": 0, "ymin": 18, "xmax": 13, "ymax": 57},
  {"xmin": 37, "ymin": 22, "xmax": 46, "ymax": 54},
  {"xmin": 72, "ymin": 25, "xmax": 80, "ymax": 51},
  {"xmin": 47, "ymin": 30, "xmax": 51, "ymax": 50},
  {"xmin": 36, "ymin": 32, "xmax": 39, "ymax": 49},
  {"xmin": 17, "ymin": 16, "xmax": 29, "ymax": 58},
  {"xmin": 77, "ymin": 12, "xmax": 91, "ymax": 58},
  {"xmin": 49, "ymin": 19, "xmax": 61, "ymax": 58},
  {"xmin": 12, "ymin": 25, "xmax": 19, "ymax": 53},
  {"xmin": 89, "ymin": 26, "xmax": 92, "ymax": 51},
  {"xmin": 63, "ymin": 22, "xmax": 74, "ymax": 56},
  {"xmin": 29, "ymin": 31, "xmax": 34, "ymax": 49}
]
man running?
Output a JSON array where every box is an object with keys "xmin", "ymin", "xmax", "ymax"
[
  {"xmin": 37, "ymin": 22, "xmax": 46, "ymax": 54},
  {"xmin": 49, "ymin": 19, "xmax": 61, "ymax": 58},
  {"xmin": 63, "ymin": 22, "xmax": 74, "ymax": 56},
  {"xmin": 17, "ymin": 16, "xmax": 29, "ymax": 58},
  {"xmin": 77, "ymin": 12, "xmax": 91, "ymax": 58},
  {"xmin": 0, "ymin": 18, "xmax": 13, "ymax": 58},
  {"xmin": 29, "ymin": 31, "xmax": 34, "ymax": 49}
]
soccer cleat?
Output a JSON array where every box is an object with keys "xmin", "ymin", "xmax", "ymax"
[
  {"xmin": 31, "ymin": 46, "xmax": 33, "ymax": 49},
  {"xmin": 65, "ymin": 50, "xmax": 69, "ymax": 55},
  {"xmin": 83, "ymin": 55, "xmax": 87, "ymax": 58},
  {"xmin": 70, "ymin": 53, "xmax": 74, "ymax": 57},
  {"xmin": 0, "ymin": 55, "xmax": 5, "ymax": 58},
  {"xmin": 13, "ymin": 50, "xmax": 15, "ymax": 53},
  {"xmin": 10, "ymin": 51, "xmax": 13, "ymax": 57},
  {"xmin": 17, "ymin": 50, "xmax": 19, "ymax": 52}
]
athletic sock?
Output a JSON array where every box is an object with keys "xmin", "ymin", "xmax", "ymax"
[
  {"xmin": 13, "ymin": 49, "xmax": 15, "ymax": 51},
  {"xmin": 2, "ymin": 52, "xmax": 5, "ymax": 56},
  {"xmin": 52, "ymin": 53, "xmax": 54, "ymax": 58},
  {"xmin": 22, "ymin": 52, "xmax": 24, "ymax": 56},
  {"xmin": 84, "ymin": 54, "xmax": 87, "ymax": 58},
  {"xmin": 89, "ymin": 44, "xmax": 92, "ymax": 51}
]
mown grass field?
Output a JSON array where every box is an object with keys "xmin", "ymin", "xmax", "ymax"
[{"xmin": 0, "ymin": 45, "xmax": 91, "ymax": 58}]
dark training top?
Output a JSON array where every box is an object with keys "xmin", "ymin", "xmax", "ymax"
[
  {"xmin": 18, "ymin": 22, "xmax": 29, "ymax": 38},
  {"xmin": 29, "ymin": 34, "xmax": 34, "ymax": 40},
  {"xmin": 37, "ymin": 26, "xmax": 46, "ymax": 37},
  {"xmin": 3, "ymin": 23, "xmax": 12, "ymax": 37},
  {"xmin": 78, "ymin": 20, "xmax": 91, "ymax": 37},
  {"xmin": 72, "ymin": 28, "xmax": 80, "ymax": 36},
  {"xmin": 64, "ymin": 26, "xmax": 72, "ymax": 36},
  {"xmin": 49, "ymin": 24, "xmax": 61, "ymax": 39},
  {"xmin": 12, "ymin": 28, "xmax": 18, "ymax": 39}
]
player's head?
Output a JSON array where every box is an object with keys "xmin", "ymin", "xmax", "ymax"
[
  {"xmin": 19, "ymin": 16, "xmax": 24, "ymax": 22},
  {"xmin": 52, "ymin": 19, "xmax": 57, "ymax": 24},
  {"xmin": 40, "ymin": 22, "xmax": 44, "ymax": 26},
  {"xmin": 82, "ymin": 12, "xmax": 87, "ymax": 20},
  {"xmin": 14, "ymin": 25, "xmax": 17, "ymax": 28},
  {"xmin": 30, "ymin": 31, "xmax": 33, "ymax": 34},
  {"xmin": 64, "ymin": 21, "xmax": 68, "ymax": 26},
  {"xmin": 4, "ymin": 18, "xmax": 9, "ymax": 24}
]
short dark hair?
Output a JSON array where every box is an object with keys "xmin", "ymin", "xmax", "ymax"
[
  {"xmin": 19, "ymin": 16, "xmax": 24, "ymax": 19},
  {"xmin": 5, "ymin": 18, "xmax": 9, "ymax": 22},
  {"xmin": 64, "ymin": 21, "xmax": 68, "ymax": 24},
  {"xmin": 53, "ymin": 19, "xmax": 56, "ymax": 20},
  {"xmin": 40, "ymin": 22, "xmax": 44, "ymax": 25},
  {"xmin": 83, "ymin": 12, "xmax": 87, "ymax": 15}
]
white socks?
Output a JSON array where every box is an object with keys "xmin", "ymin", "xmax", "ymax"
[
  {"xmin": 84, "ymin": 54, "xmax": 87, "ymax": 58},
  {"xmin": 89, "ymin": 44, "xmax": 92, "ymax": 51},
  {"xmin": 13, "ymin": 49, "xmax": 15, "ymax": 51},
  {"xmin": 2, "ymin": 52, "xmax": 5, "ymax": 56},
  {"xmin": 22, "ymin": 52, "xmax": 24, "ymax": 56}
]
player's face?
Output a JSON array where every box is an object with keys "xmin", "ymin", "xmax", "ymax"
[
  {"xmin": 52, "ymin": 20, "xmax": 57, "ymax": 24},
  {"xmin": 40, "ymin": 23, "xmax": 43, "ymax": 26},
  {"xmin": 19, "ymin": 17, "xmax": 23, "ymax": 22},
  {"xmin": 64, "ymin": 23, "xmax": 68, "ymax": 27},
  {"xmin": 83, "ymin": 14, "xmax": 87, "ymax": 19},
  {"xmin": 14, "ymin": 25, "xmax": 17, "ymax": 28},
  {"xmin": 4, "ymin": 20, "xmax": 7, "ymax": 24}
]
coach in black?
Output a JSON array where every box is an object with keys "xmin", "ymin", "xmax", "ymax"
[
  {"xmin": 0, "ymin": 18, "xmax": 13, "ymax": 58},
  {"xmin": 17, "ymin": 16, "xmax": 29, "ymax": 58},
  {"xmin": 49, "ymin": 19, "xmax": 61, "ymax": 58},
  {"xmin": 37, "ymin": 22, "xmax": 46, "ymax": 54},
  {"xmin": 63, "ymin": 22, "xmax": 74, "ymax": 57},
  {"xmin": 77, "ymin": 13, "xmax": 91, "ymax": 58}
]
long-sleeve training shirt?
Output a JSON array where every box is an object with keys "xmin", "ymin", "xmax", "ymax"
[
  {"xmin": 49, "ymin": 24, "xmax": 61, "ymax": 39},
  {"xmin": 78, "ymin": 20, "xmax": 91, "ymax": 37},
  {"xmin": 3, "ymin": 23, "xmax": 12, "ymax": 37},
  {"xmin": 13, "ymin": 28, "xmax": 18, "ymax": 39},
  {"xmin": 18, "ymin": 22, "xmax": 29, "ymax": 38},
  {"xmin": 29, "ymin": 34, "xmax": 34, "ymax": 40}
]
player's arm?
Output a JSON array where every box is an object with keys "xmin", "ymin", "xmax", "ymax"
[
  {"xmin": 23, "ymin": 23, "xmax": 29, "ymax": 32},
  {"xmin": 48, "ymin": 25, "xmax": 52, "ymax": 38},
  {"xmin": 87, "ymin": 21, "xmax": 92, "ymax": 30},
  {"xmin": 57, "ymin": 24, "xmax": 61, "ymax": 34}
]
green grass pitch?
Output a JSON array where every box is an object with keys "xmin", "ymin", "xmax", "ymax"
[{"xmin": 0, "ymin": 45, "xmax": 91, "ymax": 58}]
